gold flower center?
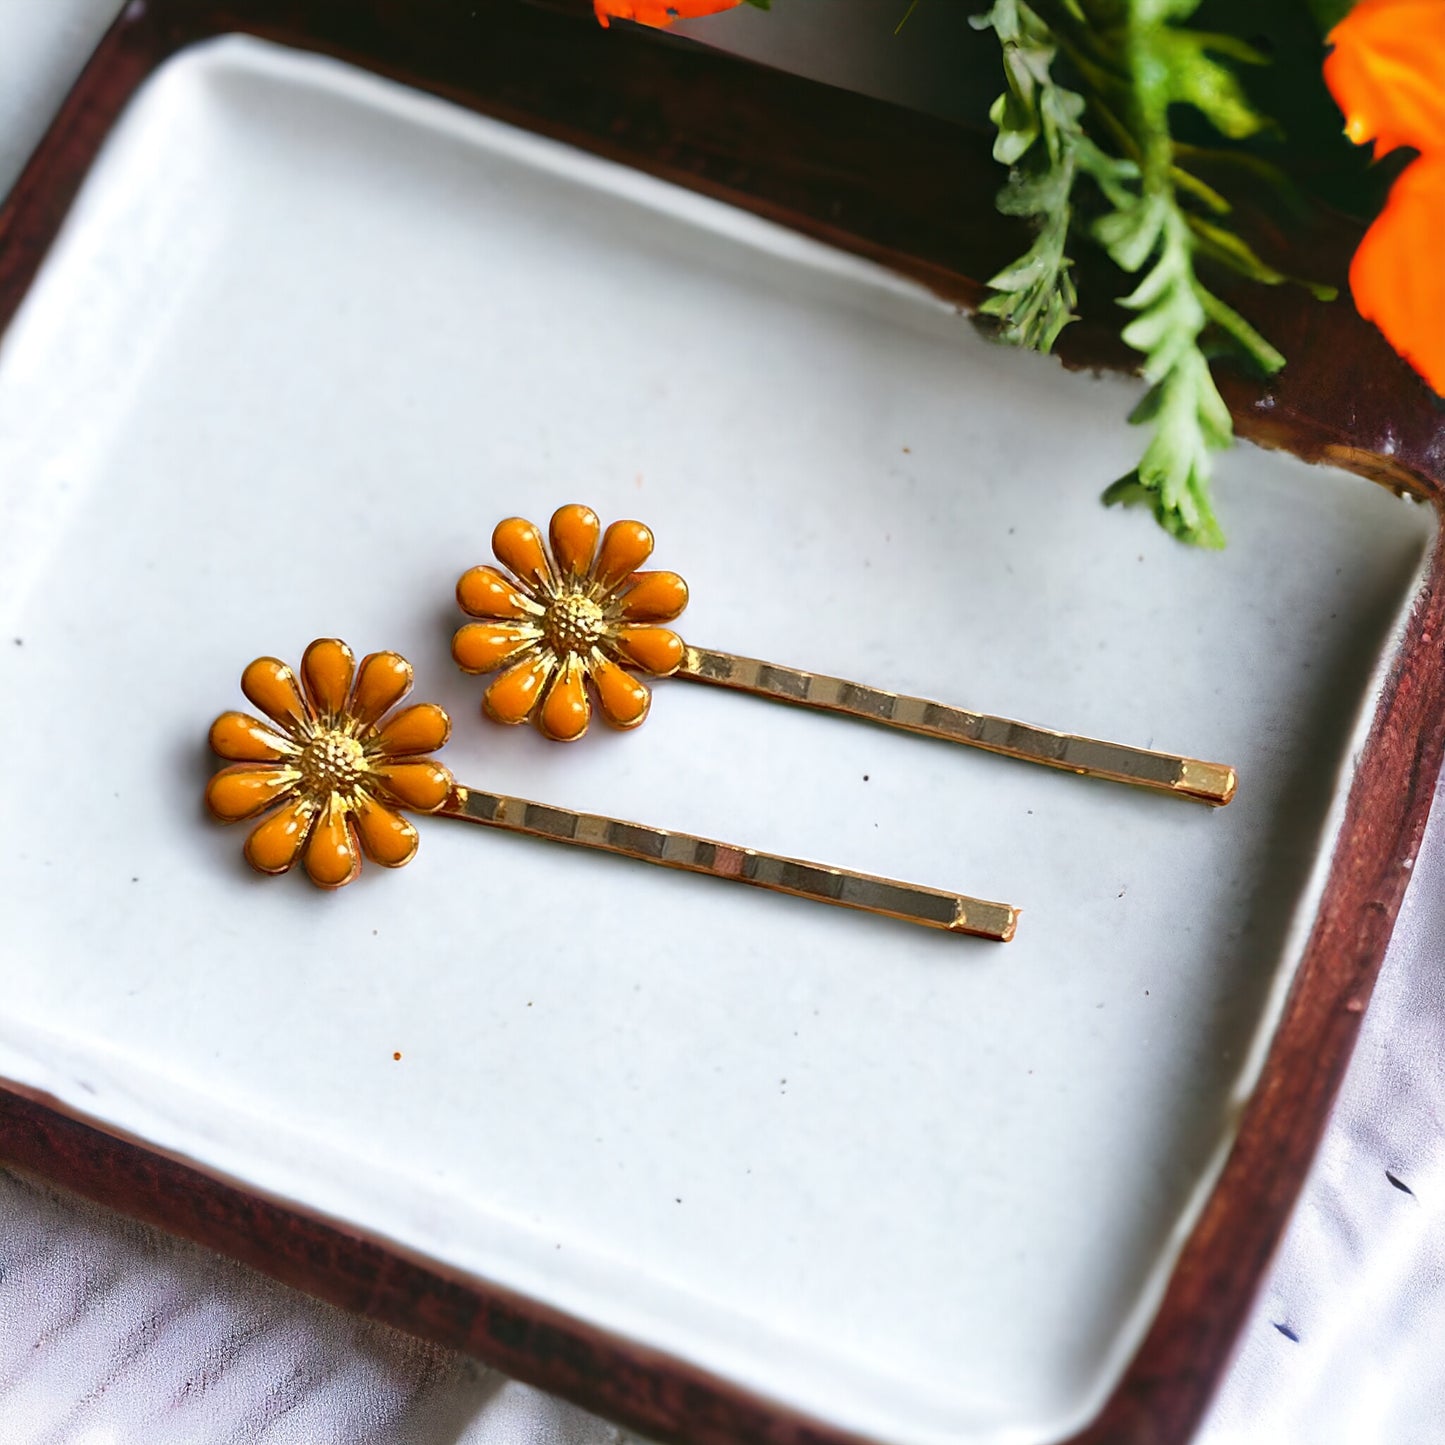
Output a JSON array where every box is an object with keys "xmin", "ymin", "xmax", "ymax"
[
  {"xmin": 544, "ymin": 591, "xmax": 605, "ymax": 656},
  {"xmin": 298, "ymin": 729, "xmax": 368, "ymax": 798}
]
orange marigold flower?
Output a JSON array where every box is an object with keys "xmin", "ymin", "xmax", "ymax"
[
  {"xmin": 1346, "ymin": 153, "xmax": 1445, "ymax": 396},
  {"xmin": 1324, "ymin": 0, "xmax": 1445, "ymax": 155},
  {"xmin": 1325, "ymin": 0, "xmax": 1445, "ymax": 396},
  {"xmin": 453, "ymin": 504, "xmax": 688, "ymax": 742},
  {"xmin": 594, "ymin": 0, "xmax": 744, "ymax": 29},
  {"xmin": 205, "ymin": 639, "xmax": 454, "ymax": 888}
]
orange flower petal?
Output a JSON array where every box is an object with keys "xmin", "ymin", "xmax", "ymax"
[
  {"xmin": 594, "ymin": 0, "xmax": 744, "ymax": 29},
  {"xmin": 610, "ymin": 625, "xmax": 685, "ymax": 676},
  {"xmin": 594, "ymin": 519, "xmax": 654, "ymax": 590},
  {"xmin": 452, "ymin": 622, "xmax": 541, "ymax": 675},
  {"xmin": 1325, "ymin": 0, "xmax": 1445, "ymax": 156},
  {"xmin": 375, "ymin": 702, "xmax": 452, "ymax": 756},
  {"xmin": 373, "ymin": 760, "xmax": 454, "ymax": 812},
  {"xmin": 538, "ymin": 657, "xmax": 591, "ymax": 741},
  {"xmin": 205, "ymin": 764, "xmax": 300, "ymax": 822},
  {"xmin": 492, "ymin": 516, "xmax": 553, "ymax": 589},
  {"xmin": 590, "ymin": 655, "xmax": 651, "ymax": 729},
  {"xmin": 304, "ymin": 796, "xmax": 361, "ymax": 888},
  {"xmin": 617, "ymin": 570, "xmax": 689, "ymax": 622},
  {"xmin": 354, "ymin": 792, "xmax": 419, "ymax": 868},
  {"xmin": 456, "ymin": 564, "xmax": 544, "ymax": 619},
  {"xmin": 244, "ymin": 794, "xmax": 318, "ymax": 874},
  {"xmin": 351, "ymin": 651, "xmax": 413, "ymax": 727},
  {"xmin": 483, "ymin": 651, "xmax": 556, "ymax": 725},
  {"xmin": 301, "ymin": 638, "xmax": 356, "ymax": 722},
  {"xmin": 241, "ymin": 657, "xmax": 306, "ymax": 732},
  {"xmin": 549, "ymin": 504, "xmax": 601, "ymax": 579},
  {"xmin": 209, "ymin": 710, "xmax": 296, "ymax": 762},
  {"xmin": 1349, "ymin": 153, "xmax": 1445, "ymax": 397}
]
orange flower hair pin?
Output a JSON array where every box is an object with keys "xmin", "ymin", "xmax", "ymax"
[
  {"xmin": 205, "ymin": 638, "xmax": 1019, "ymax": 941},
  {"xmin": 452, "ymin": 505, "xmax": 1237, "ymax": 806}
]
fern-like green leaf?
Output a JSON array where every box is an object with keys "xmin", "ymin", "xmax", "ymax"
[
  {"xmin": 978, "ymin": 0, "xmax": 1319, "ymax": 546},
  {"xmin": 973, "ymin": 0, "xmax": 1089, "ymax": 353},
  {"xmin": 1071, "ymin": 0, "xmax": 1292, "ymax": 546}
]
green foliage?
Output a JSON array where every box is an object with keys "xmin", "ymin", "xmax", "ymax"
[
  {"xmin": 894, "ymin": 0, "xmax": 921, "ymax": 32},
  {"xmin": 1098, "ymin": 205, "xmax": 1242, "ymax": 546},
  {"xmin": 1080, "ymin": 2, "xmax": 1281, "ymax": 545},
  {"xmin": 1305, "ymin": 0, "xmax": 1356, "ymax": 31},
  {"xmin": 972, "ymin": 1, "xmax": 1093, "ymax": 351},
  {"xmin": 976, "ymin": 0, "xmax": 1330, "ymax": 546}
]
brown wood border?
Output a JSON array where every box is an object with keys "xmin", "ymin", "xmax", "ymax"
[
  {"xmin": 2, "ymin": 3, "xmax": 1442, "ymax": 1443},
  {"xmin": 0, "ymin": 1082, "xmax": 871, "ymax": 1445}
]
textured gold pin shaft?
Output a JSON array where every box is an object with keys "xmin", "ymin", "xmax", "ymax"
[
  {"xmin": 677, "ymin": 647, "xmax": 1236, "ymax": 807},
  {"xmin": 441, "ymin": 785, "xmax": 1017, "ymax": 941}
]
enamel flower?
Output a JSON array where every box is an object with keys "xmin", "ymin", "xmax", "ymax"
[
  {"xmin": 452, "ymin": 504, "xmax": 689, "ymax": 741},
  {"xmin": 205, "ymin": 638, "xmax": 454, "ymax": 888}
]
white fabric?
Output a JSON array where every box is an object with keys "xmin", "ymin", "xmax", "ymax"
[
  {"xmin": 0, "ymin": 1168, "xmax": 639, "ymax": 1445},
  {"xmin": 1196, "ymin": 783, "xmax": 1445, "ymax": 1445},
  {"xmin": 1, "ymin": 3, "xmax": 1441, "ymax": 1441}
]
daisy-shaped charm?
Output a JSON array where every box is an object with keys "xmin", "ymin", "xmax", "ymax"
[
  {"xmin": 452, "ymin": 504, "xmax": 688, "ymax": 741},
  {"xmin": 205, "ymin": 639, "xmax": 454, "ymax": 888}
]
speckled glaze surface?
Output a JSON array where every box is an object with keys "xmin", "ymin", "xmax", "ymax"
[{"xmin": 0, "ymin": 37, "xmax": 1433, "ymax": 1445}]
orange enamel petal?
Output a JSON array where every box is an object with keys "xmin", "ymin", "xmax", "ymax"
[
  {"xmin": 483, "ymin": 652, "xmax": 556, "ymax": 725},
  {"xmin": 301, "ymin": 638, "xmax": 356, "ymax": 721},
  {"xmin": 549, "ymin": 504, "xmax": 601, "ymax": 579},
  {"xmin": 205, "ymin": 764, "xmax": 300, "ymax": 822},
  {"xmin": 492, "ymin": 516, "xmax": 553, "ymax": 589},
  {"xmin": 373, "ymin": 760, "xmax": 455, "ymax": 813},
  {"xmin": 1325, "ymin": 0, "xmax": 1445, "ymax": 155},
  {"xmin": 375, "ymin": 702, "xmax": 452, "ymax": 756},
  {"xmin": 354, "ymin": 792, "xmax": 419, "ymax": 868},
  {"xmin": 594, "ymin": 0, "xmax": 744, "ymax": 29},
  {"xmin": 594, "ymin": 519, "xmax": 654, "ymax": 589},
  {"xmin": 244, "ymin": 794, "xmax": 317, "ymax": 874},
  {"xmin": 456, "ymin": 564, "xmax": 543, "ymax": 619},
  {"xmin": 209, "ymin": 711, "xmax": 295, "ymax": 762},
  {"xmin": 241, "ymin": 657, "xmax": 307, "ymax": 732},
  {"xmin": 351, "ymin": 651, "xmax": 413, "ymax": 726},
  {"xmin": 539, "ymin": 658, "xmax": 591, "ymax": 741},
  {"xmin": 452, "ymin": 622, "xmax": 540, "ymax": 675},
  {"xmin": 611, "ymin": 625, "xmax": 685, "ymax": 676},
  {"xmin": 1349, "ymin": 154, "xmax": 1445, "ymax": 397},
  {"xmin": 304, "ymin": 796, "xmax": 361, "ymax": 888},
  {"xmin": 618, "ymin": 570, "xmax": 689, "ymax": 622},
  {"xmin": 590, "ymin": 655, "xmax": 651, "ymax": 729}
]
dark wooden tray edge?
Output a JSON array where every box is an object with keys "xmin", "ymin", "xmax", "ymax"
[{"xmin": 0, "ymin": 1077, "xmax": 873, "ymax": 1445}]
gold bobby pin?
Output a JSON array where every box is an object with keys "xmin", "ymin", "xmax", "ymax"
[
  {"xmin": 451, "ymin": 505, "xmax": 1237, "ymax": 806},
  {"xmin": 204, "ymin": 639, "xmax": 1018, "ymax": 941}
]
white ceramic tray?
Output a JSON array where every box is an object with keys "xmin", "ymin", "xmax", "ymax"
[{"xmin": 0, "ymin": 35, "xmax": 1434, "ymax": 1445}]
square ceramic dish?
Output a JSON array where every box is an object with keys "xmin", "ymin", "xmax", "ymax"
[{"xmin": 3, "ymin": 6, "xmax": 1444, "ymax": 1445}]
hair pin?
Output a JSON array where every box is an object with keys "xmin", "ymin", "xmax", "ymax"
[
  {"xmin": 205, "ymin": 639, "xmax": 1019, "ymax": 941},
  {"xmin": 451, "ymin": 506, "xmax": 1237, "ymax": 806}
]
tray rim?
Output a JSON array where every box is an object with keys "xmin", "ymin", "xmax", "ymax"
[{"xmin": 2, "ymin": 3, "xmax": 1443, "ymax": 1443}]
